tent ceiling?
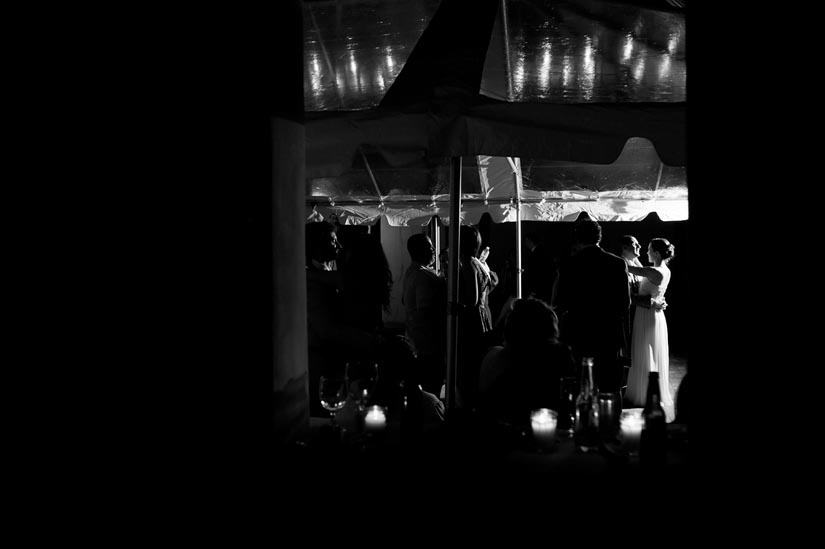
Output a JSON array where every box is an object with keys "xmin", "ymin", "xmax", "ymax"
[
  {"xmin": 303, "ymin": 0, "xmax": 685, "ymax": 111},
  {"xmin": 481, "ymin": 0, "xmax": 686, "ymax": 103},
  {"xmin": 303, "ymin": 0, "xmax": 442, "ymax": 111},
  {"xmin": 302, "ymin": 0, "xmax": 687, "ymax": 225}
]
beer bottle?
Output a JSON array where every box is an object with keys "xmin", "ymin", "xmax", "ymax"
[
  {"xmin": 574, "ymin": 357, "xmax": 600, "ymax": 452},
  {"xmin": 640, "ymin": 371, "xmax": 667, "ymax": 468}
]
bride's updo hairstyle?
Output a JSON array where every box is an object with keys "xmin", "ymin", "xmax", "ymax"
[{"xmin": 650, "ymin": 238, "xmax": 675, "ymax": 264}]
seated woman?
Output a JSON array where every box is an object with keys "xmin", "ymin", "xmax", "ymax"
[
  {"xmin": 477, "ymin": 298, "xmax": 575, "ymax": 427},
  {"xmin": 371, "ymin": 334, "xmax": 445, "ymax": 432}
]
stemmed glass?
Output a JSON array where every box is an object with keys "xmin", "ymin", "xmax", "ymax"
[
  {"xmin": 345, "ymin": 361, "xmax": 379, "ymax": 412},
  {"xmin": 558, "ymin": 376, "xmax": 577, "ymax": 437},
  {"xmin": 319, "ymin": 375, "xmax": 347, "ymax": 427}
]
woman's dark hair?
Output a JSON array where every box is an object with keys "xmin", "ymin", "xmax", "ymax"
[
  {"xmin": 305, "ymin": 221, "xmax": 338, "ymax": 265},
  {"xmin": 481, "ymin": 298, "xmax": 573, "ymax": 424},
  {"xmin": 459, "ymin": 225, "xmax": 481, "ymax": 259},
  {"xmin": 650, "ymin": 237, "xmax": 675, "ymax": 264},
  {"xmin": 371, "ymin": 334, "xmax": 422, "ymax": 407},
  {"xmin": 407, "ymin": 233, "xmax": 434, "ymax": 265},
  {"xmin": 503, "ymin": 297, "xmax": 559, "ymax": 348},
  {"xmin": 376, "ymin": 334, "xmax": 418, "ymax": 385}
]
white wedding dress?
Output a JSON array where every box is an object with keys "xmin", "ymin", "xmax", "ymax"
[{"xmin": 624, "ymin": 266, "xmax": 675, "ymax": 422}]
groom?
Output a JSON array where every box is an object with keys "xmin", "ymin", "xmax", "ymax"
[{"xmin": 552, "ymin": 219, "xmax": 630, "ymax": 395}]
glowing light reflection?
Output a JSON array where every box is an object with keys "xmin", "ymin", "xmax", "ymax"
[
  {"xmin": 581, "ymin": 36, "xmax": 595, "ymax": 100},
  {"xmin": 309, "ymin": 52, "xmax": 322, "ymax": 97},
  {"xmin": 583, "ymin": 37, "xmax": 594, "ymax": 73},
  {"xmin": 633, "ymin": 54, "xmax": 646, "ymax": 82},
  {"xmin": 658, "ymin": 54, "xmax": 671, "ymax": 82},
  {"xmin": 668, "ymin": 34, "xmax": 679, "ymax": 55},
  {"xmin": 336, "ymin": 71, "xmax": 345, "ymax": 98},
  {"xmin": 538, "ymin": 41, "xmax": 551, "ymax": 91},
  {"xmin": 385, "ymin": 47, "xmax": 395, "ymax": 71},
  {"xmin": 562, "ymin": 54, "xmax": 572, "ymax": 87},
  {"xmin": 622, "ymin": 33, "xmax": 634, "ymax": 63},
  {"xmin": 513, "ymin": 49, "xmax": 526, "ymax": 100}
]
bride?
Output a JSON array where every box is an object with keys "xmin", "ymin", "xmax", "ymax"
[{"xmin": 624, "ymin": 238, "xmax": 676, "ymax": 422}]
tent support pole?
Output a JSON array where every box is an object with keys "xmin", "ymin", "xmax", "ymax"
[
  {"xmin": 653, "ymin": 161, "xmax": 664, "ymax": 195},
  {"xmin": 502, "ymin": 0, "xmax": 513, "ymax": 101},
  {"xmin": 446, "ymin": 156, "xmax": 462, "ymax": 410},
  {"xmin": 432, "ymin": 216, "xmax": 441, "ymax": 273},
  {"xmin": 507, "ymin": 156, "xmax": 522, "ymax": 299},
  {"xmin": 515, "ymin": 178, "xmax": 522, "ymax": 299},
  {"xmin": 359, "ymin": 148, "xmax": 384, "ymax": 199}
]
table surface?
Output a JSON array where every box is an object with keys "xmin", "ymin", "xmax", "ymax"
[{"xmin": 297, "ymin": 408, "xmax": 688, "ymax": 480}]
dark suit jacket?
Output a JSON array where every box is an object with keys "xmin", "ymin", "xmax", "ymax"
[
  {"xmin": 552, "ymin": 245, "xmax": 630, "ymax": 362},
  {"xmin": 524, "ymin": 244, "xmax": 557, "ymax": 304}
]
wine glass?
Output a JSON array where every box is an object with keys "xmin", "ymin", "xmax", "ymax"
[
  {"xmin": 345, "ymin": 361, "xmax": 379, "ymax": 412},
  {"xmin": 558, "ymin": 376, "xmax": 577, "ymax": 437},
  {"xmin": 319, "ymin": 375, "xmax": 347, "ymax": 427}
]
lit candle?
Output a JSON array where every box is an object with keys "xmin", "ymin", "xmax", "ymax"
[
  {"xmin": 530, "ymin": 408, "xmax": 557, "ymax": 449},
  {"xmin": 620, "ymin": 410, "xmax": 644, "ymax": 456},
  {"xmin": 364, "ymin": 405, "xmax": 387, "ymax": 432}
]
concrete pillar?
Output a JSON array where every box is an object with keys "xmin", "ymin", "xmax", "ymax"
[{"xmin": 271, "ymin": 0, "xmax": 308, "ymax": 445}]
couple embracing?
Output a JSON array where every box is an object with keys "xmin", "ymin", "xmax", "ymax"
[{"xmin": 552, "ymin": 219, "xmax": 675, "ymax": 420}]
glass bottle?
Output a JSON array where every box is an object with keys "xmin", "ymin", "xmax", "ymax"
[
  {"xmin": 400, "ymin": 380, "xmax": 423, "ymax": 447},
  {"xmin": 574, "ymin": 357, "xmax": 600, "ymax": 452},
  {"xmin": 640, "ymin": 371, "xmax": 667, "ymax": 468}
]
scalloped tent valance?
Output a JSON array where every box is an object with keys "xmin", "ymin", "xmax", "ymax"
[{"xmin": 307, "ymin": 137, "xmax": 686, "ymax": 226}]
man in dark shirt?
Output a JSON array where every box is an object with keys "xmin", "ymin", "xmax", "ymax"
[
  {"xmin": 551, "ymin": 219, "xmax": 630, "ymax": 393},
  {"xmin": 523, "ymin": 231, "xmax": 557, "ymax": 305}
]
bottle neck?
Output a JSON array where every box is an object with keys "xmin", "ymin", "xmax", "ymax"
[
  {"xmin": 579, "ymin": 360, "xmax": 594, "ymax": 395},
  {"xmin": 644, "ymin": 372, "xmax": 662, "ymax": 409}
]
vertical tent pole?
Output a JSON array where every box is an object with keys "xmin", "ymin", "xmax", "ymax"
[
  {"xmin": 445, "ymin": 156, "xmax": 462, "ymax": 410},
  {"xmin": 651, "ymin": 161, "xmax": 664, "ymax": 217},
  {"xmin": 502, "ymin": 0, "xmax": 513, "ymax": 101},
  {"xmin": 507, "ymin": 156, "xmax": 522, "ymax": 299},
  {"xmin": 515, "ymin": 161, "xmax": 522, "ymax": 299},
  {"xmin": 432, "ymin": 215, "xmax": 441, "ymax": 273},
  {"xmin": 360, "ymin": 147, "xmax": 384, "ymax": 200},
  {"xmin": 654, "ymin": 161, "xmax": 664, "ymax": 193}
]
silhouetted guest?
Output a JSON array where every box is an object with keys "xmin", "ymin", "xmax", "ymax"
[
  {"xmin": 339, "ymin": 232, "xmax": 393, "ymax": 333},
  {"xmin": 523, "ymin": 231, "xmax": 557, "ymax": 304},
  {"xmin": 455, "ymin": 225, "xmax": 497, "ymax": 409},
  {"xmin": 306, "ymin": 221, "xmax": 380, "ymax": 415},
  {"xmin": 371, "ymin": 334, "xmax": 445, "ymax": 432},
  {"xmin": 438, "ymin": 248, "xmax": 449, "ymax": 278},
  {"xmin": 402, "ymin": 233, "xmax": 447, "ymax": 395},
  {"xmin": 551, "ymin": 219, "xmax": 630, "ymax": 394},
  {"xmin": 488, "ymin": 247, "xmax": 517, "ymax": 344},
  {"xmin": 674, "ymin": 372, "xmax": 689, "ymax": 425},
  {"xmin": 478, "ymin": 298, "xmax": 575, "ymax": 426}
]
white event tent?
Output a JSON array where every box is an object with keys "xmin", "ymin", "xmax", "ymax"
[{"xmin": 300, "ymin": 0, "xmax": 687, "ymax": 407}]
